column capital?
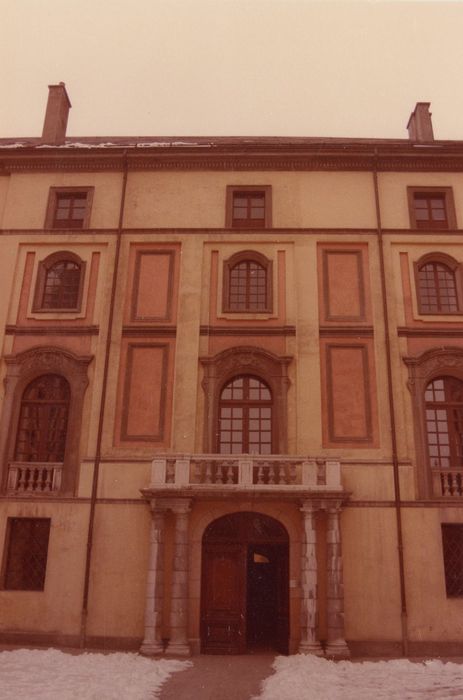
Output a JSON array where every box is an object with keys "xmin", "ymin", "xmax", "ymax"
[
  {"xmin": 169, "ymin": 497, "xmax": 193, "ymax": 515},
  {"xmin": 147, "ymin": 498, "xmax": 169, "ymax": 515}
]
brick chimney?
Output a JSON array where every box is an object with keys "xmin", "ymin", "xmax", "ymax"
[
  {"xmin": 41, "ymin": 82, "xmax": 71, "ymax": 145},
  {"xmin": 407, "ymin": 102, "xmax": 434, "ymax": 142}
]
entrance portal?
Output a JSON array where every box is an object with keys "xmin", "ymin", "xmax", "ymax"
[{"xmin": 200, "ymin": 512, "xmax": 289, "ymax": 654}]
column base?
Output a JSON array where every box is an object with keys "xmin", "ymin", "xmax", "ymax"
[
  {"xmin": 165, "ymin": 641, "xmax": 191, "ymax": 656},
  {"xmin": 298, "ymin": 640, "xmax": 324, "ymax": 656},
  {"xmin": 325, "ymin": 638, "xmax": 350, "ymax": 659},
  {"xmin": 139, "ymin": 640, "xmax": 164, "ymax": 656}
]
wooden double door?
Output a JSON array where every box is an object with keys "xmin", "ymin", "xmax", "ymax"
[{"xmin": 200, "ymin": 512, "xmax": 289, "ymax": 654}]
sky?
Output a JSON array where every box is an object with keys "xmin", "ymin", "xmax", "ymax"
[{"xmin": 1, "ymin": 0, "xmax": 463, "ymax": 140}]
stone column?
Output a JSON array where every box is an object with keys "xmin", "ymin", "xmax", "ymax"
[
  {"xmin": 140, "ymin": 502, "xmax": 166, "ymax": 656},
  {"xmin": 298, "ymin": 500, "xmax": 324, "ymax": 655},
  {"xmin": 325, "ymin": 502, "xmax": 350, "ymax": 658},
  {"xmin": 166, "ymin": 499, "xmax": 192, "ymax": 656}
]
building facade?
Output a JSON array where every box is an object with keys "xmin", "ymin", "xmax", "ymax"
[{"xmin": 0, "ymin": 85, "xmax": 462, "ymax": 656}]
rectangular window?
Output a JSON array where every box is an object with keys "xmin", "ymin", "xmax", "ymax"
[
  {"xmin": 441, "ymin": 524, "xmax": 463, "ymax": 596},
  {"xmin": 226, "ymin": 186, "xmax": 272, "ymax": 228},
  {"xmin": 408, "ymin": 187, "xmax": 457, "ymax": 230},
  {"xmin": 45, "ymin": 187, "xmax": 94, "ymax": 229},
  {"xmin": 2, "ymin": 518, "xmax": 51, "ymax": 590}
]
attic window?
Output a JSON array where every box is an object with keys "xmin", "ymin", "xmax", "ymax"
[
  {"xmin": 226, "ymin": 186, "xmax": 272, "ymax": 228},
  {"xmin": 45, "ymin": 187, "xmax": 94, "ymax": 229},
  {"xmin": 408, "ymin": 187, "xmax": 457, "ymax": 230}
]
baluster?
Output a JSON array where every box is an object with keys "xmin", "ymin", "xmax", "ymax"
[
  {"xmin": 442, "ymin": 472, "xmax": 451, "ymax": 496},
  {"xmin": 204, "ymin": 463, "xmax": 212, "ymax": 484},
  {"xmin": 457, "ymin": 473, "xmax": 463, "ymax": 497},
  {"xmin": 194, "ymin": 460, "xmax": 201, "ymax": 484},
  {"xmin": 268, "ymin": 465, "xmax": 275, "ymax": 484},
  {"xmin": 290, "ymin": 462, "xmax": 297, "ymax": 485},
  {"xmin": 227, "ymin": 464, "xmax": 234, "ymax": 484},
  {"xmin": 216, "ymin": 463, "xmax": 224, "ymax": 484},
  {"xmin": 166, "ymin": 461, "xmax": 175, "ymax": 484},
  {"xmin": 45, "ymin": 467, "xmax": 53, "ymax": 492},
  {"xmin": 279, "ymin": 464, "xmax": 286, "ymax": 485},
  {"xmin": 257, "ymin": 465, "xmax": 264, "ymax": 484},
  {"xmin": 18, "ymin": 468, "xmax": 26, "ymax": 492}
]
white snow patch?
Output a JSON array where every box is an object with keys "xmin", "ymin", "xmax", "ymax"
[
  {"xmin": 0, "ymin": 648, "xmax": 190, "ymax": 700},
  {"xmin": 255, "ymin": 655, "xmax": 463, "ymax": 700}
]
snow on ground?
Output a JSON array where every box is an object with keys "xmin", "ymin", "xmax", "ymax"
[
  {"xmin": 0, "ymin": 648, "xmax": 191, "ymax": 700},
  {"xmin": 256, "ymin": 655, "xmax": 463, "ymax": 700}
]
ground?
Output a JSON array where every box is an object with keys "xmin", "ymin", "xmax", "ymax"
[{"xmin": 1, "ymin": 648, "xmax": 463, "ymax": 699}]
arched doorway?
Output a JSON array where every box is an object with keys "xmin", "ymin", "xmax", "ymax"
[{"xmin": 200, "ymin": 512, "xmax": 289, "ymax": 654}]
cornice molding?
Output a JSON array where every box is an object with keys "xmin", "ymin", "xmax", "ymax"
[
  {"xmin": 199, "ymin": 325, "xmax": 296, "ymax": 336},
  {"xmin": 5, "ymin": 324, "xmax": 99, "ymax": 336},
  {"xmin": 398, "ymin": 326, "xmax": 463, "ymax": 338},
  {"xmin": 2, "ymin": 149, "xmax": 463, "ymax": 173}
]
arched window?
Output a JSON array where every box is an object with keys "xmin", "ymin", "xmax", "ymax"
[
  {"xmin": 223, "ymin": 251, "xmax": 272, "ymax": 313},
  {"xmin": 14, "ymin": 375, "xmax": 70, "ymax": 463},
  {"xmin": 425, "ymin": 377, "xmax": 463, "ymax": 471},
  {"xmin": 218, "ymin": 375, "xmax": 273, "ymax": 454},
  {"xmin": 415, "ymin": 254, "xmax": 461, "ymax": 314},
  {"xmin": 33, "ymin": 251, "xmax": 86, "ymax": 312}
]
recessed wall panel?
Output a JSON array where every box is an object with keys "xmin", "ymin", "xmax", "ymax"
[{"xmin": 121, "ymin": 344, "xmax": 168, "ymax": 441}]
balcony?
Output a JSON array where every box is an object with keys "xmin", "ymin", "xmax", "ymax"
[
  {"xmin": 7, "ymin": 462, "xmax": 63, "ymax": 495},
  {"xmin": 433, "ymin": 469, "xmax": 463, "ymax": 498},
  {"xmin": 142, "ymin": 454, "xmax": 345, "ymax": 499}
]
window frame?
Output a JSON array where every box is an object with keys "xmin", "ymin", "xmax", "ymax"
[
  {"xmin": 217, "ymin": 375, "xmax": 274, "ymax": 454},
  {"xmin": 225, "ymin": 186, "xmax": 272, "ymax": 229},
  {"xmin": 2, "ymin": 517, "xmax": 51, "ymax": 591},
  {"xmin": 44, "ymin": 186, "xmax": 94, "ymax": 230},
  {"xmin": 414, "ymin": 253, "xmax": 462, "ymax": 316},
  {"xmin": 407, "ymin": 186, "xmax": 457, "ymax": 230},
  {"xmin": 14, "ymin": 374, "xmax": 71, "ymax": 464},
  {"xmin": 32, "ymin": 250, "xmax": 86, "ymax": 313},
  {"xmin": 222, "ymin": 250, "xmax": 273, "ymax": 314}
]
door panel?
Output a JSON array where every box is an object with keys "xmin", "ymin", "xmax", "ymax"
[{"xmin": 201, "ymin": 543, "xmax": 246, "ymax": 653}]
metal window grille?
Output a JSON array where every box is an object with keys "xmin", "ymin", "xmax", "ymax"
[
  {"xmin": 3, "ymin": 518, "xmax": 51, "ymax": 590},
  {"xmin": 441, "ymin": 524, "xmax": 463, "ymax": 597}
]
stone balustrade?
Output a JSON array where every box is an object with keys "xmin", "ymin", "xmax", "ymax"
[
  {"xmin": 434, "ymin": 469, "xmax": 463, "ymax": 497},
  {"xmin": 7, "ymin": 462, "xmax": 63, "ymax": 494},
  {"xmin": 148, "ymin": 454, "xmax": 343, "ymax": 492}
]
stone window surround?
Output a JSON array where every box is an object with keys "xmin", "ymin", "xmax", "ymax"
[
  {"xmin": 225, "ymin": 185, "xmax": 272, "ymax": 229},
  {"xmin": 44, "ymin": 186, "xmax": 94, "ymax": 230},
  {"xmin": 413, "ymin": 252, "xmax": 462, "ymax": 316},
  {"xmin": 222, "ymin": 249, "xmax": 273, "ymax": 314},
  {"xmin": 32, "ymin": 250, "xmax": 87, "ymax": 313},
  {"xmin": 407, "ymin": 186, "xmax": 457, "ymax": 230},
  {"xmin": 0, "ymin": 346, "xmax": 92, "ymax": 496},
  {"xmin": 404, "ymin": 346, "xmax": 463, "ymax": 498},
  {"xmin": 200, "ymin": 345, "xmax": 292, "ymax": 454}
]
